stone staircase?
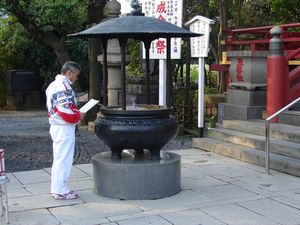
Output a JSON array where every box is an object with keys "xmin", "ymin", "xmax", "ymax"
[
  {"xmin": 279, "ymin": 110, "xmax": 300, "ymax": 126},
  {"xmin": 192, "ymin": 119, "xmax": 300, "ymax": 177}
]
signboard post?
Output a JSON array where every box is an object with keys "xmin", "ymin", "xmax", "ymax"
[{"xmin": 185, "ymin": 16, "xmax": 214, "ymax": 137}]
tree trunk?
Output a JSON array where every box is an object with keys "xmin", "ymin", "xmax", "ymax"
[
  {"xmin": 53, "ymin": 46, "xmax": 70, "ymax": 66},
  {"xmin": 218, "ymin": 0, "xmax": 228, "ymax": 93},
  {"xmin": 235, "ymin": 0, "xmax": 243, "ymax": 28},
  {"xmin": 84, "ymin": 38, "xmax": 102, "ymax": 123},
  {"xmin": 89, "ymin": 39, "xmax": 102, "ymax": 101},
  {"xmin": 202, "ymin": 0, "xmax": 209, "ymax": 17},
  {"xmin": 185, "ymin": 38, "xmax": 191, "ymax": 129},
  {"xmin": 42, "ymin": 36, "xmax": 71, "ymax": 66}
]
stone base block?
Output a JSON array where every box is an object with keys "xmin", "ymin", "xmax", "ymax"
[
  {"xmin": 6, "ymin": 93, "xmax": 23, "ymax": 107},
  {"xmin": 7, "ymin": 91, "xmax": 41, "ymax": 109},
  {"xmin": 93, "ymin": 151, "xmax": 181, "ymax": 200},
  {"xmin": 218, "ymin": 103, "xmax": 265, "ymax": 122},
  {"xmin": 24, "ymin": 91, "xmax": 41, "ymax": 108},
  {"xmin": 227, "ymin": 89, "xmax": 266, "ymax": 106}
]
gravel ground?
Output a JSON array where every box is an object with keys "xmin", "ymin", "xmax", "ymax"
[{"xmin": 0, "ymin": 110, "xmax": 192, "ymax": 172}]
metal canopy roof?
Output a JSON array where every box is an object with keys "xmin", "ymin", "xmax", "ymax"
[{"xmin": 68, "ymin": 16, "xmax": 202, "ymax": 40}]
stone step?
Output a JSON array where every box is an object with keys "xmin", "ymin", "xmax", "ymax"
[
  {"xmin": 221, "ymin": 120, "xmax": 300, "ymax": 143},
  {"xmin": 208, "ymin": 128, "xmax": 300, "ymax": 159},
  {"xmin": 279, "ymin": 110, "xmax": 300, "ymax": 126},
  {"xmin": 192, "ymin": 137, "xmax": 300, "ymax": 177}
]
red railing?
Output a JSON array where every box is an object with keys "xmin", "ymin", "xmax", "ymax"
[
  {"xmin": 222, "ymin": 23, "xmax": 300, "ymax": 52},
  {"xmin": 210, "ymin": 23, "xmax": 300, "ymax": 68},
  {"xmin": 286, "ymin": 48, "xmax": 300, "ymax": 104}
]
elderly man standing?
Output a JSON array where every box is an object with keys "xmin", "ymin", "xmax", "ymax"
[{"xmin": 46, "ymin": 61, "xmax": 82, "ymax": 200}]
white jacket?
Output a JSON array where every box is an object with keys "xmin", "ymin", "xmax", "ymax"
[{"xmin": 46, "ymin": 74, "xmax": 80, "ymax": 125}]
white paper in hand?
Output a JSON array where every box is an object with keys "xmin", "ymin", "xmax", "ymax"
[{"xmin": 79, "ymin": 99, "xmax": 99, "ymax": 113}]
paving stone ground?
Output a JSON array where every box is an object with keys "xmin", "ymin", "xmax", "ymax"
[{"xmin": 4, "ymin": 149, "xmax": 300, "ymax": 225}]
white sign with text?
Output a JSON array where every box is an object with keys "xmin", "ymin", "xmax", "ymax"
[{"xmin": 185, "ymin": 16, "xmax": 214, "ymax": 58}]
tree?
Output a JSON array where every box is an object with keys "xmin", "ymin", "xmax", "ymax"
[
  {"xmin": 0, "ymin": 0, "xmax": 89, "ymax": 64},
  {"xmin": 0, "ymin": 15, "xmax": 60, "ymax": 104},
  {"xmin": 0, "ymin": 0, "xmax": 107, "ymax": 108},
  {"xmin": 269, "ymin": 0, "xmax": 300, "ymax": 23},
  {"xmin": 234, "ymin": 0, "xmax": 243, "ymax": 28},
  {"xmin": 0, "ymin": 0, "xmax": 106, "ymax": 65}
]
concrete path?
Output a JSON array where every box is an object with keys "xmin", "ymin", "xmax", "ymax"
[{"xmin": 3, "ymin": 149, "xmax": 300, "ymax": 225}]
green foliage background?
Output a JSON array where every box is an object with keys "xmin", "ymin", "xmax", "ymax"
[
  {"xmin": 0, "ymin": 16, "xmax": 58, "ymax": 105},
  {"xmin": 0, "ymin": 0, "xmax": 91, "ymax": 106}
]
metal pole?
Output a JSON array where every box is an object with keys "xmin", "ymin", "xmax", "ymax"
[
  {"xmin": 119, "ymin": 38, "xmax": 127, "ymax": 110},
  {"xmin": 265, "ymin": 120, "xmax": 270, "ymax": 174},
  {"xmin": 265, "ymin": 96, "xmax": 300, "ymax": 174}
]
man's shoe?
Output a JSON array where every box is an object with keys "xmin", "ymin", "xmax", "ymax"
[{"xmin": 52, "ymin": 191, "xmax": 78, "ymax": 200}]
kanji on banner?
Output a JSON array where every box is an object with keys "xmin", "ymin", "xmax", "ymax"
[{"xmin": 140, "ymin": 0, "xmax": 183, "ymax": 59}]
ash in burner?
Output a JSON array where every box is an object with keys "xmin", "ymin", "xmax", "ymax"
[
  {"xmin": 114, "ymin": 105, "xmax": 167, "ymax": 111},
  {"xmin": 125, "ymin": 106, "xmax": 148, "ymax": 110}
]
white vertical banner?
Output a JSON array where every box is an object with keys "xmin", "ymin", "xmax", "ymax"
[
  {"xmin": 159, "ymin": 60, "xmax": 167, "ymax": 105},
  {"xmin": 140, "ymin": 0, "xmax": 183, "ymax": 59}
]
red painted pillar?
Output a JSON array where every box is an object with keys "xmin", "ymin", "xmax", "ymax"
[
  {"xmin": 225, "ymin": 35, "xmax": 237, "ymax": 91},
  {"xmin": 267, "ymin": 26, "xmax": 288, "ymax": 122}
]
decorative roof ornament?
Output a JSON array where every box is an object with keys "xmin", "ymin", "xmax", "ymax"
[{"xmin": 129, "ymin": 0, "xmax": 144, "ymax": 16}]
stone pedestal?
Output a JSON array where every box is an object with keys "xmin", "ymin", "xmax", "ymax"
[
  {"xmin": 218, "ymin": 89, "xmax": 266, "ymax": 122},
  {"xmin": 218, "ymin": 51, "xmax": 268, "ymax": 122},
  {"xmin": 227, "ymin": 51, "xmax": 268, "ymax": 86},
  {"xmin": 218, "ymin": 103, "xmax": 265, "ymax": 122},
  {"xmin": 93, "ymin": 151, "xmax": 181, "ymax": 200}
]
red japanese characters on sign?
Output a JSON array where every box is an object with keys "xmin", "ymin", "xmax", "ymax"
[
  {"xmin": 156, "ymin": 1, "xmax": 166, "ymax": 14},
  {"xmin": 141, "ymin": 0, "xmax": 183, "ymax": 59},
  {"xmin": 156, "ymin": 39, "xmax": 166, "ymax": 54}
]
